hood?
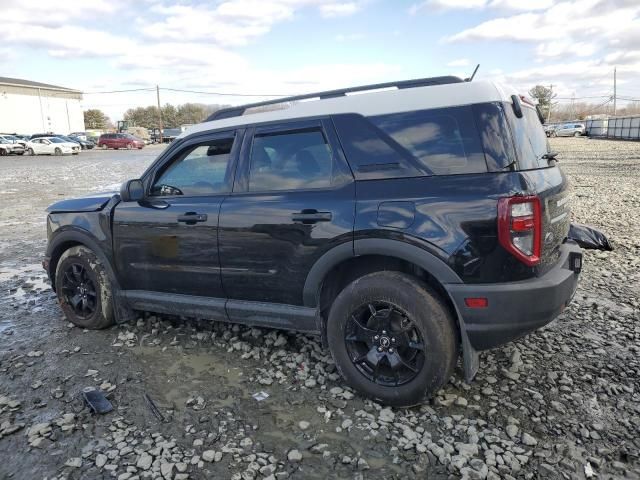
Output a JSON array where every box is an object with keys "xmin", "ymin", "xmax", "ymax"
[{"xmin": 46, "ymin": 191, "xmax": 119, "ymax": 213}]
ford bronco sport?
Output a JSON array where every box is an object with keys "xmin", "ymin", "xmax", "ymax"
[{"xmin": 44, "ymin": 76, "xmax": 582, "ymax": 406}]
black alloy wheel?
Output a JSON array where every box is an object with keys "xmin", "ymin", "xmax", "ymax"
[
  {"xmin": 345, "ymin": 302, "xmax": 425, "ymax": 387},
  {"xmin": 60, "ymin": 263, "xmax": 97, "ymax": 319}
]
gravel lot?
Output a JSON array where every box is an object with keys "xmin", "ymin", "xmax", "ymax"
[{"xmin": 0, "ymin": 138, "xmax": 638, "ymax": 480}]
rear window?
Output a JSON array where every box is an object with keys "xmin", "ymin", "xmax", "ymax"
[
  {"xmin": 370, "ymin": 106, "xmax": 487, "ymax": 175},
  {"xmin": 505, "ymin": 104, "xmax": 549, "ymax": 170}
]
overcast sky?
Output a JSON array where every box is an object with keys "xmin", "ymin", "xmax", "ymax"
[{"xmin": 1, "ymin": 0, "xmax": 638, "ymax": 121}]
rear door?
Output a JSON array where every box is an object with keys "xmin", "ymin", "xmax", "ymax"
[
  {"xmin": 113, "ymin": 130, "xmax": 241, "ymax": 298},
  {"xmin": 218, "ymin": 119, "xmax": 355, "ymax": 308}
]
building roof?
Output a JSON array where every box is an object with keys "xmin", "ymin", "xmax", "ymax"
[
  {"xmin": 182, "ymin": 80, "xmax": 520, "ymax": 139},
  {"xmin": 0, "ymin": 76, "xmax": 81, "ymax": 93}
]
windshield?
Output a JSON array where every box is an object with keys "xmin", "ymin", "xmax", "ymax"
[
  {"xmin": 49, "ymin": 137, "xmax": 65, "ymax": 143},
  {"xmin": 505, "ymin": 104, "xmax": 549, "ymax": 170}
]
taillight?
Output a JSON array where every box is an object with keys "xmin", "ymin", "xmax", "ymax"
[{"xmin": 497, "ymin": 196, "xmax": 542, "ymax": 266}]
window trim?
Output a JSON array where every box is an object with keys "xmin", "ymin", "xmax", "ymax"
[
  {"xmin": 234, "ymin": 118, "xmax": 351, "ymax": 195},
  {"xmin": 146, "ymin": 130, "xmax": 242, "ymax": 199}
]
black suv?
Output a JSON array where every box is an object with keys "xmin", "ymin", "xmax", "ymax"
[{"xmin": 44, "ymin": 76, "xmax": 582, "ymax": 406}]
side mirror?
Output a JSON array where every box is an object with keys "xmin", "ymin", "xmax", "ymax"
[{"xmin": 120, "ymin": 179, "xmax": 144, "ymax": 202}]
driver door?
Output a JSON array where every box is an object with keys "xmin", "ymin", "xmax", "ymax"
[{"xmin": 112, "ymin": 130, "xmax": 241, "ymax": 299}]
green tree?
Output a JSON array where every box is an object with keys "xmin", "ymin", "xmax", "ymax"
[
  {"xmin": 83, "ymin": 109, "xmax": 110, "ymax": 129},
  {"xmin": 177, "ymin": 103, "xmax": 207, "ymax": 125},
  {"xmin": 529, "ymin": 85, "xmax": 557, "ymax": 120}
]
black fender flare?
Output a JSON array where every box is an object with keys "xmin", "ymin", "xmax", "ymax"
[
  {"xmin": 302, "ymin": 238, "xmax": 479, "ymax": 382},
  {"xmin": 303, "ymin": 238, "xmax": 462, "ymax": 308},
  {"xmin": 46, "ymin": 228, "xmax": 136, "ymax": 323},
  {"xmin": 46, "ymin": 228, "xmax": 119, "ymax": 290}
]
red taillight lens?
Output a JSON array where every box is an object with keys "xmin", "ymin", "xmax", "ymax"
[{"xmin": 497, "ymin": 196, "xmax": 542, "ymax": 266}]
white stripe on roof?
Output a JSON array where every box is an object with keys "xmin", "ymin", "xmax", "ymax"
[{"xmin": 182, "ymin": 80, "xmax": 520, "ymax": 138}]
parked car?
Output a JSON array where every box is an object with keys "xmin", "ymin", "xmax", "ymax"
[
  {"xmin": 0, "ymin": 134, "xmax": 26, "ymax": 155},
  {"xmin": 544, "ymin": 124, "xmax": 557, "ymax": 137},
  {"xmin": 26, "ymin": 137, "xmax": 80, "ymax": 155},
  {"xmin": 555, "ymin": 123, "xmax": 586, "ymax": 137},
  {"xmin": 97, "ymin": 133, "xmax": 145, "ymax": 150},
  {"xmin": 70, "ymin": 132, "xmax": 88, "ymax": 141},
  {"xmin": 64, "ymin": 135, "xmax": 95, "ymax": 150},
  {"xmin": 44, "ymin": 76, "xmax": 582, "ymax": 406}
]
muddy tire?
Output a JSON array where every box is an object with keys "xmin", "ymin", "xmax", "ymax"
[
  {"xmin": 326, "ymin": 271, "xmax": 457, "ymax": 407},
  {"xmin": 55, "ymin": 246, "xmax": 114, "ymax": 329}
]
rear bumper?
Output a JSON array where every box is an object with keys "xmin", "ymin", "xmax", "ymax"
[{"xmin": 447, "ymin": 241, "xmax": 582, "ymax": 351}]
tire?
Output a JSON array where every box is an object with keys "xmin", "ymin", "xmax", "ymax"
[
  {"xmin": 574, "ymin": 131, "xmax": 581, "ymax": 137},
  {"xmin": 27, "ymin": 148, "xmax": 34, "ymax": 156},
  {"xmin": 54, "ymin": 147, "xmax": 62, "ymax": 156},
  {"xmin": 126, "ymin": 143, "xmax": 133, "ymax": 149},
  {"xmin": 0, "ymin": 149, "xmax": 7, "ymax": 156},
  {"xmin": 55, "ymin": 246, "xmax": 115, "ymax": 329},
  {"xmin": 102, "ymin": 144, "xmax": 108, "ymax": 150},
  {"xmin": 326, "ymin": 271, "xmax": 457, "ymax": 407}
]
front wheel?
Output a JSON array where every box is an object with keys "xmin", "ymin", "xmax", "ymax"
[
  {"xmin": 27, "ymin": 148, "xmax": 34, "ymax": 156},
  {"xmin": 101, "ymin": 144, "xmax": 108, "ymax": 150},
  {"xmin": 55, "ymin": 246, "xmax": 114, "ymax": 329},
  {"xmin": 574, "ymin": 131, "xmax": 581, "ymax": 137},
  {"xmin": 326, "ymin": 271, "xmax": 458, "ymax": 407}
]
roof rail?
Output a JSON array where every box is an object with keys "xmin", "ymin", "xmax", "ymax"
[{"xmin": 204, "ymin": 75, "xmax": 464, "ymax": 122}]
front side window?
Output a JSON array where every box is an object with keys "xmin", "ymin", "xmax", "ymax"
[
  {"xmin": 151, "ymin": 138, "xmax": 235, "ymax": 196},
  {"xmin": 248, "ymin": 129, "xmax": 333, "ymax": 192}
]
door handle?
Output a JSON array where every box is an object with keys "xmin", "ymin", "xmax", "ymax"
[
  {"xmin": 291, "ymin": 209, "xmax": 332, "ymax": 224},
  {"xmin": 177, "ymin": 212, "xmax": 208, "ymax": 224}
]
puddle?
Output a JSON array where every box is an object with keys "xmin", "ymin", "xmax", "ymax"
[
  {"xmin": 0, "ymin": 263, "xmax": 43, "ymax": 283},
  {"xmin": 132, "ymin": 347, "xmax": 248, "ymax": 409}
]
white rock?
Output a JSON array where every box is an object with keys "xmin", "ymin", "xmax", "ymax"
[
  {"xmin": 202, "ymin": 450, "xmax": 216, "ymax": 462},
  {"xmin": 287, "ymin": 449, "xmax": 303, "ymax": 462}
]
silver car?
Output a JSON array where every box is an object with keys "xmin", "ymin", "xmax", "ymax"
[{"xmin": 555, "ymin": 123, "xmax": 586, "ymax": 137}]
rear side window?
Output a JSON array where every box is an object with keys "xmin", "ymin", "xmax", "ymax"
[
  {"xmin": 369, "ymin": 106, "xmax": 487, "ymax": 176},
  {"xmin": 248, "ymin": 129, "xmax": 333, "ymax": 192},
  {"xmin": 472, "ymin": 102, "xmax": 516, "ymax": 171},
  {"xmin": 505, "ymin": 104, "xmax": 549, "ymax": 170}
]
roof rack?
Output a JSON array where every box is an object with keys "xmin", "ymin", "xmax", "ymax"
[{"xmin": 204, "ymin": 75, "xmax": 464, "ymax": 122}]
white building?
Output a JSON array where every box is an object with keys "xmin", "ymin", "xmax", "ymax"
[{"xmin": 0, "ymin": 77, "xmax": 84, "ymax": 134}]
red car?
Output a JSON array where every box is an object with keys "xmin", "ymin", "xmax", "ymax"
[{"xmin": 97, "ymin": 133, "xmax": 145, "ymax": 150}]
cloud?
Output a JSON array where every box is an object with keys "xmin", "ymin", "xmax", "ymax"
[
  {"xmin": 409, "ymin": 0, "xmax": 550, "ymax": 14},
  {"xmin": 447, "ymin": 58, "xmax": 470, "ymax": 67},
  {"xmin": 335, "ymin": 33, "xmax": 365, "ymax": 42},
  {"xmin": 319, "ymin": 2, "xmax": 361, "ymax": 17}
]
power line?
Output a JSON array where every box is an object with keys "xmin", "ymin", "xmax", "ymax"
[
  {"xmin": 160, "ymin": 87, "xmax": 287, "ymax": 97},
  {"xmin": 83, "ymin": 87, "xmax": 156, "ymax": 94}
]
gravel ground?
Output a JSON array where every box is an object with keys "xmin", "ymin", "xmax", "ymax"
[{"xmin": 0, "ymin": 138, "xmax": 638, "ymax": 480}]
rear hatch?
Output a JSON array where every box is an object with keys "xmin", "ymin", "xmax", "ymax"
[{"xmin": 506, "ymin": 101, "xmax": 571, "ymax": 273}]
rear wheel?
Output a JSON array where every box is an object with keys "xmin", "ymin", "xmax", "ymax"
[
  {"xmin": 54, "ymin": 147, "xmax": 62, "ymax": 156},
  {"xmin": 0, "ymin": 149, "xmax": 7, "ymax": 156},
  {"xmin": 326, "ymin": 271, "xmax": 457, "ymax": 407},
  {"xmin": 27, "ymin": 148, "xmax": 34, "ymax": 156},
  {"xmin": 55, "ymin": 246, "xmax": 114, "ymax": 329},
  {"xmin": 574, "ymin": 131, "xmax": 581, "ymax": 137}
]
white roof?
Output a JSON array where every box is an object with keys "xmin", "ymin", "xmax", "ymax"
[{"xmin": 182, "ymin": 80, "xmax": 522, "ymax": 138}]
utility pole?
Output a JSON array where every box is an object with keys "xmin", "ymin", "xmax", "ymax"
[
  {"xmin": 613, "ymin": 67, "xmax": 617, "ymax": 116},
  {"xmin": 547, "ymin": 84, "xmax": 553, "ymax": 123},
  {"xmin": 156, "ymin": 85, "xmax": 164, "ymax": 143}
]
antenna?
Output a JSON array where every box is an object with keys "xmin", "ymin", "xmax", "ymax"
[{"xmin": 466, "ymin": 64, "xmax": 480, "ymax": 82}]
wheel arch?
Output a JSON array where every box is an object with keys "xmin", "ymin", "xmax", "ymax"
[
  {"xmin": 304, "ymin": 238, "xmax": 479, "ymax": 382},
  {"xmin": 47, "ymin": 229, "xmax": 120, "ymax": 293}
]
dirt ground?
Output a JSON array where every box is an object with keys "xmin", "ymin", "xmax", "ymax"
[{"xmin": 0, "ymin": 139, "xmax": 638, "ymax": 480}]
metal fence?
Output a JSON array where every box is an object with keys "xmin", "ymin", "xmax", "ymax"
[{"xmin": 586, "ymin": 115, "xmax": 640, "ymax": 140}]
